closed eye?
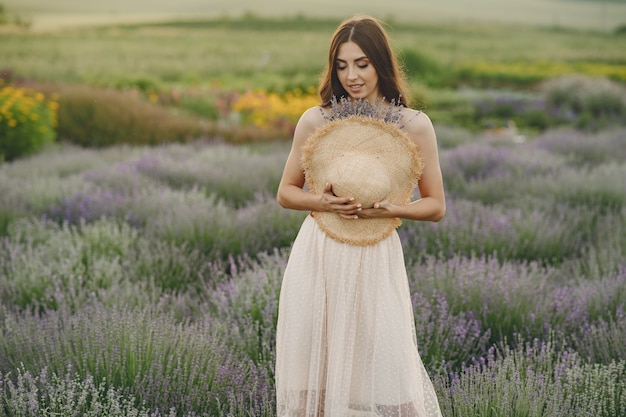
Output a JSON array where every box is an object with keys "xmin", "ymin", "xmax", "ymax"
[{"xmin": 336, "ymin": 63, "xmax": 369, "ymax": 71}]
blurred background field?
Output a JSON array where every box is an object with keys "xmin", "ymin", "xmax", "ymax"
[
  {"xmin": 1, "ymin": 0, "xmax": 626, "ymax": 416},
  {"xmin": 5, "ymin": 0, "xmax": 626, "ymax": 31},
  {"xmin": 2, "ymin": 0, "xmax": 625, "ymax": 147}
]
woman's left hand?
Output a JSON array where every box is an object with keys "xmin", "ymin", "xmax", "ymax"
[{"xmin": 357, "ymin": 200, "xmax": 395, "ymax": 219}]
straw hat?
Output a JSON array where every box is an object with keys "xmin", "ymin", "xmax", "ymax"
[{"xmin": 301, "ymin": 114, "xmax": 423, "ymax": 246}]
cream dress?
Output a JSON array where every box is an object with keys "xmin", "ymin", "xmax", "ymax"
[{"xmin": 275, "ymin": 215, "xmax": 443, "ymax": 417}]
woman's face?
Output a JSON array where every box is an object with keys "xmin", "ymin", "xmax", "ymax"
[{"xmin": 336, "ymin": 41, "xmax": 380, "ymax": 103}]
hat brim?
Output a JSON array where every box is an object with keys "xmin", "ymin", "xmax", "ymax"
[{"xmin": 301, "ymin": 115, "xmax": 423, "ymax": 246}]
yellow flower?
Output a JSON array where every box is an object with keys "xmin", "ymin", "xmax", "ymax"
[
  {"xmin": 8, "ymin": 119, "xmax": 17, "ymax": 127},
  {"xmin": 230, "ymin": 87, "xmax": 318, "ymax": 130}
]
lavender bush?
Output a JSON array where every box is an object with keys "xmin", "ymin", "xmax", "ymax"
[
  {"xmin": 440, "ymin": 140, "xmax": 560, "ymax": 199},
  {"xmin": 140, "ymin": 191, "xmax": 305, "ymax": 259},
  {"xmin": 0, "ymin": 216, "xmax": 239, "ymax": 312},
  {"xmin": 531, "ymin": 128, "xmax": 626, "ymax": 168},
  {"xmin": 411, "ymin": 290, "xmax": 492, "ymax": 372},
  {"xmin": 0, "ymin": 125, "xmax": 625, "ymax": 415},
  {"xmin": 408, "ymin": 254, "xmax": 626, "ymax": 364},
  {"xmin": 0, "ymin": 304, "xmax": 273, "ymax": 416},
  {"xmin": 129, "ymin": 142, "xmax": 287, "ymax": 208},
  {"xmin": 399, "ymin": 197, "xmax": 591, "ymax": 263},
  {"xmin": 0, "ymin": 145, "xmax": 144, "ymax": 234},
  {"xmin": 15, "ymin": 142, "xmax": 306, "ymax": 260},
  {"xmin": 0, "ymin": 367, "xmax": 170, "ymax": 417},
  {"xmin": 434, "ymin": 339, "xmax": 626, "ymax": 417},
  {"xmin": 541, "ymin": 75, "xmax": 626, "ymax": 130},
  {"xmin": 200, "ymin": 251, "xmax": 287, "ymax": 367}
]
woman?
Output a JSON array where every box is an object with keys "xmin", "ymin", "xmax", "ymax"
[{"xmin": 275, "ymin": 15, "xmax": 445, "ymax": 417}]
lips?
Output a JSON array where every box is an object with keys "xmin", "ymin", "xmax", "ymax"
[{"xmin": 349, "ymin": 84, "xmax": 364, "ymax": 92}]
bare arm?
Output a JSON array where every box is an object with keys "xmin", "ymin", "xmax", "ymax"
[
  {"xmin": 276, "ymin": 107, "xmax": 363, "ymax": 218},
  {"xmin": 358, "ymin": 111, "xmax": 446, "ymax": 222}
]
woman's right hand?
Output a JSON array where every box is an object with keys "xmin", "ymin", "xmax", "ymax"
[{"xmin": 319, "ymin": 182, "xmax": 362, "ymax": 219}]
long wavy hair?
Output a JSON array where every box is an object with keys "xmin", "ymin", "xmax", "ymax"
[{"xmin": 318, "ymin": 16, "xmax": 410, "ymax": 107}]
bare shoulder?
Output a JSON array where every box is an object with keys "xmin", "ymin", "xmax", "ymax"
[
  {"xmin": 399, "ymin": 107, "xmax": 437, "ymax": 146},
  {"xmin": 292, "ymin": 105, "xmax": 326, "ymax": 146},
  {"xmin": 298, "ymin": 106, "xmax": 326, "ymax": 130}
]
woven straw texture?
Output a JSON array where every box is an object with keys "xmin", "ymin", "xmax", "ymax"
[{"xmin": 301, "ymin": 115, "xmax": 423, "ymax": 246}]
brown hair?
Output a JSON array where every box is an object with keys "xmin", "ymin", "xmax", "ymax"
[{"xmin": 319, "ymin": 15, "xmax": 410, "ymax": 107}]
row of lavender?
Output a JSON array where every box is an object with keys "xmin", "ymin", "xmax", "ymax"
[{"xmin": 0, "ymin": 126, "xmax": 624, "ymax": 416}]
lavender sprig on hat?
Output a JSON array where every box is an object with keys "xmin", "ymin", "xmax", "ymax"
[{"xmin": 322, "ymin": 96, "xmax": 406, "ymax": 127}]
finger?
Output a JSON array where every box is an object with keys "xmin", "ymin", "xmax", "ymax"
[
  {"xmin": 334, "ymin": 202, "xmax": 361, "ymax": 212},
  {"xmin": 327, "ymin": 196, "xmax": 355, "ymax": 207},
  {"xmin": 338, "ymin": 197, "xmax": 357, "ymax": 205},
  {"xmin": 372, "ymin": 200, "xmax": 389, "ymax": 209}
]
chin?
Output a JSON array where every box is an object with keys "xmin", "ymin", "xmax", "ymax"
[{"xmin": 348, "ymin": 92, "xmax": 369, "ymax": 100}]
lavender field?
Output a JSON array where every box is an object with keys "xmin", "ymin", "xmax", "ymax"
[{"xmin": 0, "ymin": 123, "xmax": 624, "ymax": 416}]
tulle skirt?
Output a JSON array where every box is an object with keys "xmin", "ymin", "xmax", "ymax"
[{"xmin": 276, "ymin": 215, "xmax": 442, "ymax": 417}]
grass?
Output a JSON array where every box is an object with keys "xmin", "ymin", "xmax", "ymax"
[
  {"xmin": 1, "ymin": 16, "xmax": 624, "ymax": 93},
  {"xmin": 2, "ymin": 15, "xmax": 624, "ymax": 141},
  {"xmin": 6, "ymin": 0, "xmax": 626, "ymax": 31}
]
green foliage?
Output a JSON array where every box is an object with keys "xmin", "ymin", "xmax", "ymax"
[
  {"xmin": 0, "ymin": 3, "xmax": 7, "ymax": 25},
  {"xmin": 0, "ymin": 15, "xmax": 624, "ymax": 139},
  {"xmin": 0, "ymin": 2, "xmax": 30, "ymax": 28},
  {"xmin": 0, "ymin": 85, "xmax": 57, "ymax": 162},
  {"xmin": 6, "ymin": 0, "xmax": 626, "ymax": 31},
  {"xmin": 135, "ymin": 13, "xmax": 342, "ymax": 32},
  {"xmin": 1, "ymin": 16, "xmax": 624, "ymax": 94},
  {"xmin": 401, "ymin": 49, "xmax": 448, "ymax": 87},
  {"xmin": 112, "ymin": 75, "xmax": 163, "ymax": 93},
  {"xmin": 49, "ymin": 84, "xmax": 209, "ymax": 147},
  {"xmin": 178, "ymin": 93, "xmax": 221, "ymax": 119}
]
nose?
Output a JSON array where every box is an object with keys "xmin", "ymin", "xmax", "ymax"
[{"xmin": 347, "ymin": 66, "xmax": 358, "ymax": 81}]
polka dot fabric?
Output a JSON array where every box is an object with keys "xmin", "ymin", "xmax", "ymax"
[{"xmin": 276, "ymin": 215, "xmax": 442, "ymax": 417}]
